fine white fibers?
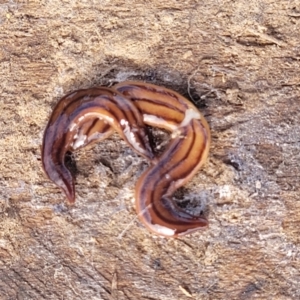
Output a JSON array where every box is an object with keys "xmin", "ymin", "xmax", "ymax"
[
  {"xmin": 69, "ymin": 122, "xmax": 77, "ymax": 132},
  {"xmin": 171, "ymin": 129, "xmax": 184, "ymax": 139},
  {"xmin": 79, "ymin": 112, "xmax": 114, "ymax": 124},
  {"xmin": 78, "ymin": 115, "xmax": 86, "ymax": 122},
  {"xmin": 103, "ymin": 115, "xmax": 114, "ymax": 124},
  {"xmin": 73, "ymin": 131, "xmax": 87, "ymax": 149},
  {"xmin": 169, "ymin": 108, "xmax": 201, "ymax": 139},
  {"xmin": 151, "ymin": 224, "xmax": 175, "ymax": 236},
  {"xmin": 121, "ymin": 119, "xmax": 145, "ymax": 154},
  {"xmin": 143, "ymin": 114, "xmax": 177, "ymax": 131},
  {"xmin": 179, "ymin": 108, "xmax": 201, "ymax": 127}
]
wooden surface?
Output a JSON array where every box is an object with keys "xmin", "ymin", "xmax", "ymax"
[{"xmin": 0, "ymin": 0, "xmax": 300, "ymax": 299}]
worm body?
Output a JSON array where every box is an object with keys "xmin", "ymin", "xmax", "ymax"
[
  {"xmin": 42, "ymin": 87, "xmax": 154, "ymax": 203},
  {"xmin": 135, "ymin": 120, "xmax": 209, "ymax": 237},
  {"xmin": 114, "ymin": 81, "xmax": 190, "ymax": 131},
  {"xmin": 115, "ymin": 82, "xmax": 210, "ymax": 237}
]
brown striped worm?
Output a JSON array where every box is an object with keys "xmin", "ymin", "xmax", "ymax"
[
  {"xmin": 42, "ymin": 87, "xmax": 154, "ymax": 203},
  {"xmin": 42, "ymin": 81, "xmax": 210, "ymax": 237},
  {"xmin": 114, "ymin": 82, "xmax": 210, "ymax": 237}
]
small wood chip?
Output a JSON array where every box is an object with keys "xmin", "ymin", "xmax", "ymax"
[{"xmin": 179, "ymin": 285, "xmax": 193, "ymax": 298}]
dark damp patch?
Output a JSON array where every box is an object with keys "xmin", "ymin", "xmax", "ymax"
[{"xmin": 64, "ymin": 151, "xmax": 78, "ymax": 176}]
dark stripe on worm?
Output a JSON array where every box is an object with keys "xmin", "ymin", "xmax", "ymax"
[{"xmin": 114, "ymin": 82, "xmax": 189, "ymax": 111}]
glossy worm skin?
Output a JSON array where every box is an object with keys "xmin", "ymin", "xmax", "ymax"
[
  {"xmin": 42, "ymin": 87, "xmax": 154, "ymax": 203},
  {"xmin": 114, "ymin": 81, "xmax": 210, "ymax": 237}
]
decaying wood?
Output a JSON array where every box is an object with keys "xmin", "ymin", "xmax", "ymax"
[{"xmin": 0, "ymin": 0, "xmax": 300, "ymax": 299}]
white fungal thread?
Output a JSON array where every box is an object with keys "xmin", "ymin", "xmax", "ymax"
[
  {"xmin": 73, "ymin": 132, "xmax": 87, "ymax": 149},
  {"xmin": 143, "ymin": 114, "xmax": 177, "ymax": 131},
  {"xmin": 69, "ymin": 123, "xmax": 77, "ymax": 132},
  {"xmin": 120, "ymin": 119, "xmax": 145, "ymax": 154},
  {"xmin": 179, "ymin": 108, "xmax": 201, "ymax": 128}
]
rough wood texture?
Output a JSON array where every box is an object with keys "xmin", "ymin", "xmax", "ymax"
[{"xmin": 0, "ymin": 1, "xmax": 300, "ymax": 299}]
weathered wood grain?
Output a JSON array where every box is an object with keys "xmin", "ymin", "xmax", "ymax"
[{"xmin": 0, "ymin": 0, "xmax": 300, "ymax": 299}]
